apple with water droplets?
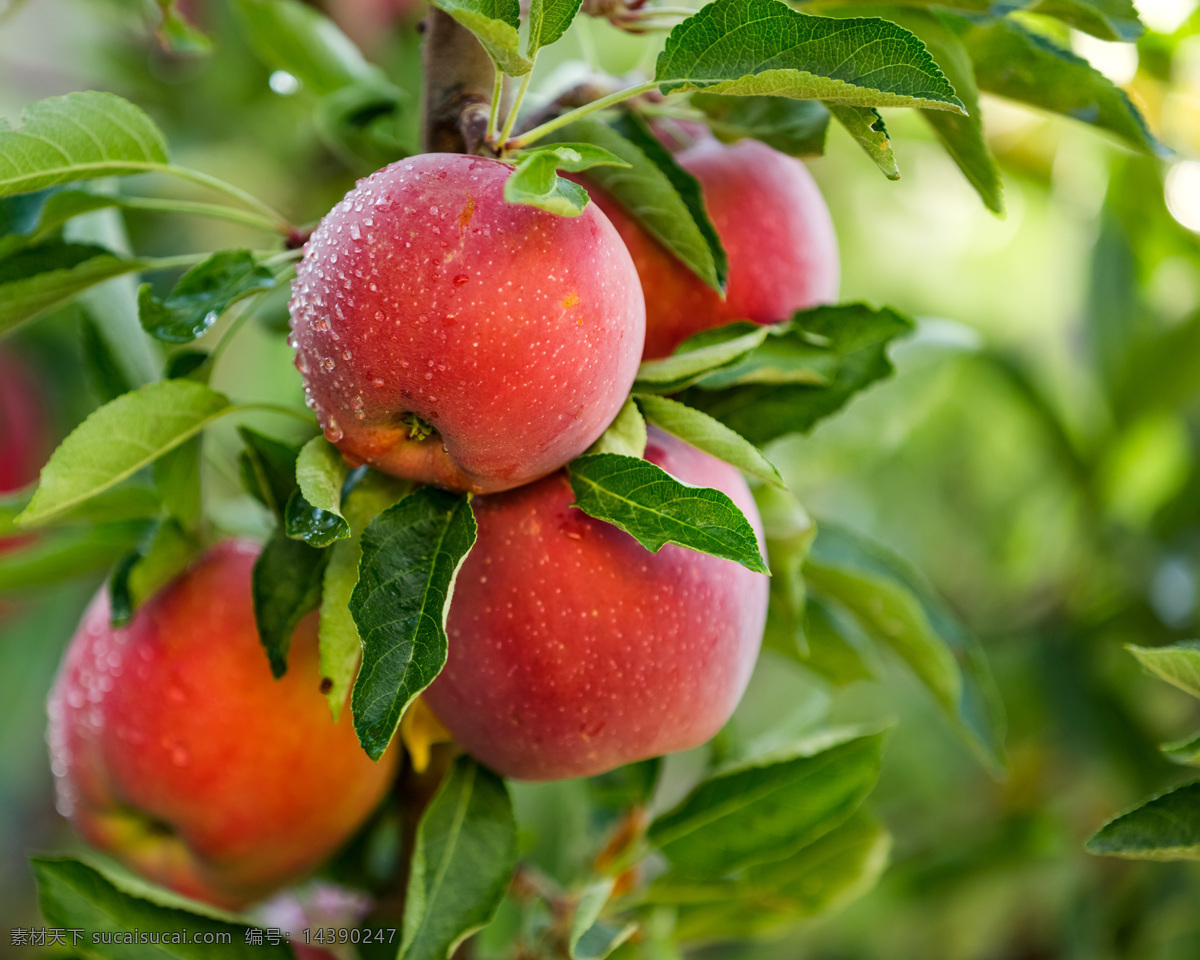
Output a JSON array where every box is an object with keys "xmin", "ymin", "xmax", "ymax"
[
  {"xmin": 289, "ymin": 153, "xmax": 646, "ymax": 494},
  {"xmin": 585, "ymin": 138, "xmax": 839, "ymax": 359},
  {"xmin": 422, "ymin": 427, "xmax": 769, "ymax": 781},
  {"xmin": 47, "ymin": 541, "xmax": 398, "ymax": 910}
]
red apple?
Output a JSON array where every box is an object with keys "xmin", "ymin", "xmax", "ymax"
[
  {"xmin": 289, "ymin": 154, "xmax": 646, "ymax": 494},
  {"xmin": 584, "ymin": 138, "xmax": 839, "ymax": 359},
  {"xmin": 47, "ymin": 541, "xmax": 398, "ymax": 910},
  {"xmin": 423, "ymin": 427, "xmax": 769, "ymax": 781},
  {"xmin": 0, "ymin": 346, "xmax": 48, "ymax": 494}
]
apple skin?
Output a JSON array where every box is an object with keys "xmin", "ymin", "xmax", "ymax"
[
  {"xmin": 423, "ymin": 427, "xmax": 768, "ymax": 781},
  {"xmin": 0, "ymin": 346, "xmax": 48, "ymax": 494},
  {"xmin": 289, "ymin": 154, "xmax": 646, "ymax": 495},
  {"xmin": 47, "ymin": 541, "xmax": 399, "ymax": 910},
  {"xmin": 583, "ymin": 138, "xmax": 839, "ymax": 360}
]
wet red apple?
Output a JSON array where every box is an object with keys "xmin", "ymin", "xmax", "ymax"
[
  {"xmin": 424, "ymin": 427, "xmax": 769, "ymax": 781},
  {"xmin": 585, "ymin": 138, "xmax": 839, "ymax": 359},
  {"xmin": 47, "ymin": 541, "xmax": 398, "ymax": 909},
  {"xmin": 289, "ymin": 153, "xmax": 646, "ymax": 494}
]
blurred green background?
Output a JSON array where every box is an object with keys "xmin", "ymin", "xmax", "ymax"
[{"xmin": 5, "ymin": 0, "xmax": 1200, "ymax": 956}]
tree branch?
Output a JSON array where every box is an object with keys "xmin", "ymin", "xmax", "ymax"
[{"xmin": 421, "ymin": 9, "xmax": 500, "ymax": 154}]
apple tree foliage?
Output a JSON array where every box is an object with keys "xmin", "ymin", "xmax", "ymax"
[{"xmin": 0, "ymin": 0, "xmax": 1185, "ymax": 953}]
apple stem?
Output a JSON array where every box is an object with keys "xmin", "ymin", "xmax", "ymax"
[
  {"xmin": 506, "ymin": 80, "xmax": 661, "ymax": 149},
  {"xmin": 497, "ymin": 67, "xmax": 535, "ymax": 150},
  {"xmin": 421, "ymin": 8, "xmax": 497, "ymax": 153},
  {"xmin": 486, "ymin": 68, "xmax": 504, "ymax": 145}
]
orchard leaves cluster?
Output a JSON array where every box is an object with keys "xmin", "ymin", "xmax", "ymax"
[{"xmin": 1087, "ymin": 642, "xmax": 1200, "ymax": 861}]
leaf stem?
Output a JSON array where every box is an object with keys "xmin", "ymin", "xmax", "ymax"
[
  {"xmin": 486, "ymin": 67, "xmax": 504, "ymax": 145},
  {"xmin": 161, "ymin": 166, "xmax": 295, "ymax": 235},
  {"xmin": 497, "ymin": 66, "xmax": 536, "ymax": 150},
  {"xmin": 117, "ymin": 196, "xmax": 282, "ymax": 234},
  {"xmin": 507, "ymin": 80, "xmax": 660, "ymax": 148}
]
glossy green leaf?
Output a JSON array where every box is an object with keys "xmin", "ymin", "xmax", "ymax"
[
  {"xmin": 0, "ymin": 241, "xmax": 144, "ymax": 337},
  {"xmin": 0, "ymin": 485, "xmax": 161, "ymax": 536},
  {"xmin": 528, "ymin": 0, "xmax": 584, "ymax": 57},
  {"xmin": 805, "ymin": 524, "xmax": 1006, "ymax": 774},
  {"xmin": 964, "ymin": 17, "xmax": 1163, "ymax": 156},
  {"xmin": 138, "ymin": 250, "xmax": 275, "ymax": 344},
  {"xmin": 1160, "ymin": 731, "xmax": 1200, "ymax": 767},
  {"xmin": 648, "ymin": 729, "xmax": 885, "ymax": 876},
  {"xmin": 0, "ymin": 92, "xmax": 170, "ymax": 198},
  {"xmin": 319, "ymin": 472, "xmax": 411, "ymax": 719},
  {"xmin": 0, "ymin": 190, "xmax": 120, "ymax": 258},
  {"xmin": 549, "ymin": 114, "xmax": 728, "ymax": 293},
  {"xmin": 655, "ymin": 0, "xmax": 964, "ymax": 112},
  {"xmin": 33, "ymin": 858, "xmax": 291, "ymax": 960},
  {"xmin": 681, "ymin": 304, "xmax": 914, "ymax": 445},
  {"xmin": 350, "ymin": 487, "xmax": 478, "ymax": 760},
  {"xmin": 1087, "ymin": 781, "xmax": 1200, "ymax": 861},
  {"xmin": 237, "ymin": 427, "xmax": 302, "ymax": 519},
  {"xmin": 510, "ymin": 143, "xmax": 631, "ymax": 173},
  {"xmin": 827, "ymin": 104, "xmax": 899, "ymax": 180},
  {"xmin": 0, "ymin": 522, "xmax": 151, "ymax": 592},
  {"xmin": 401, "ymin": 756, "xmax": 518, "ymax": 960},
  {"xmin": 588, "ymin": 396, "xmax": 648, "ymax": 458},
  {"xmin": 285, "ymin": 487, "xmax": 349, "ymax": 547},
  {"xmin": 651, "ymin": 813, "xmax": 891, "ymax": 940},
  {"xmin": 252, "ymin": 527, "xmax": 329, "ymax": 678},
  {"xmin": 287, "ymin": 435, "xmax": 351, "ymax": 546},
  {"xmin": 427, "ymin": 0, "xmax": 531, "ymax": 75},
  {"xmin": 637, "ymin": 394, "xmax": 783, "ymax": 487},
  {"xmin": 504, "ymin": 152, "xmax": 591, "ymax": 217},
  {"xmin": 232, "ymin": 0, "xmax": 382, "ymax": 95},
  {"xmin": 691, "ymin": 94, "xmax": 831, "ymax": 157},
  {"xmin": 634, "ymin": 322, "xmax": 770, "ymax": 394},
  {"xmin": 1128, "ymin": 642, "xmax": 1200, "ymax": 699},
  {"xmin": 568, "ymin": 453, "xmax": 768, "ymax": 573},
  {"xmin": 108, "ymin": 519, "xmax": 196, "ymax": 626},
  {"xmin": 18, "ymin": 381, "xmax": 232, "ymax": 527}
]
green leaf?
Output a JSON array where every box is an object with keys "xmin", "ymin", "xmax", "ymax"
[
  {"xmin": 655, "ymin": 0, "xmax": 965, "ymax": 113},
  {"xmin": 0, "ymin": 522, "xmax": 151, "ymax": 592},
  {"xmin": 138, "ymin": 250, "xmax": 275, "ymax": 344},
  {"xmin": 527, "ymin": 0, "xmax": 584, "ymax": 57},
  {"xmin": 549, "ymin": 115, "xmax": 728, "ymax": 293},
  {"xmin": 401, "ymin": 756, "xmax": 518, "ymax": 960},
  {"xmin": 108, "ymin": 519, "xmax": 197, "ymax": 626},
  {"xmin": 253, "ymin": 528, "xmax": 329, "ymax": 678},
  {"xmin": 680, "ymin": 304, "xmax": 915, "ymax": 446},
  {"xmin": 690, "ymin": 94, "xmax": 831, "ymax": 157},
  {"xmin": 0, "ymin": 241, "xmax": 144, "ymax": 337},
  {"xmin": 232, "ymin": 0, "xmax": 383, "ymax": 95},
  {"xmin": 0, "ymin": 92, "xmax": 170, "ymax": 198},
  {"xmin": 427, "ymin": 0, "xmax": 532, "ymax": 75},
  {"xmin": 800, "ymin": 593, "xmax": 880, "ymax": 686},
  {"xmin": 350, "ymin": 487, "xmax": 478, "ymax": 761},
  {"xmin": 287, "ymin": 435, "xmax": 351, "ymax": 546},
  {"xmin": 504, "ymin": 152, "xmax": 593, "ymax": 217},
  {"xmin": 0, "ymin": 485, "xmax": 161, "ymax": 536},
  {"xmin": 154, "ymin": 436, "xmax": 204, "ymax": 532},
  {"xmin": 1127, "ymin": 641, "xmax": 1200, "ymax": 699},
  {"xmin": 964, "ymin": 17, "xmax": 1164, "ymax": 156},
  {"xmin": 588, "ymin": 396, "xmax": 648, "ymax": 458},
  {"xmin": 33, "ymin": 857, "xmax": 292, "ymax": 960},
  {"xmin": 18, "ymin": 380, "xmax": 232, "ymax": 527},
  {"xmin": 567, "ymin": 453, "xmax": 768, "ymax": 574},
  {"xmin": 319, "ymin": 471, "xmax": 412, "ymax": 719},
  {"xmin": 1161, "ymin": 731, "xmax": 1200, "ymax": 767},
  {"xmin": 81, "ymin": 312, "xmax": 137, "ymax": 404},
  {"xmin": 804, "ymin": 524, "xmax": 1006, "ymax": 774},
  {"xmin": 1087, "ymin": 781, "xmax": 1200, "ymax": 861},
  {"xmin": 826, "ymin": 104, "xmax": 899, "ymax": 180},
  {"xmin": 651, "ymin": 813, "xmax": 891, "ymax": 940},
  {"xmin": 634, "ymin": 322, "xmax": 770, "ymax": 394},
  {"xmin": 1026, "ymin": 0, "xmax": 1142, "ymax": 42},
  {"xmin": 755, "ymin": 485, "xmax": 816, "ymax": 659},
  {"xmin": 637, "ymin": 394, "xmax": 783, "ymax": 487},
  {"xmin": 569, "ymin": 882, "xmax": 637, "ymax": 960},
  {"xmin": 510, "ymin": 143, "xmax": 631, "ymax": 173},
  {"xmin": 0, "ymin": 190, "xmax": 122, "ymax": 257},
  {"xmin": 648, "ymin": 730, "xmax": 885, "ymax": 877},
  {"xmin": 155, "ymin": 0, "xmax": 213, "ymax": 55},
  {"xmin": 238, "ymin": 426, "xmax": 303, "ymax": 519},
  {"xmin": 586, "ymin": 757, "xmax": 663, "ymax": 817}
]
